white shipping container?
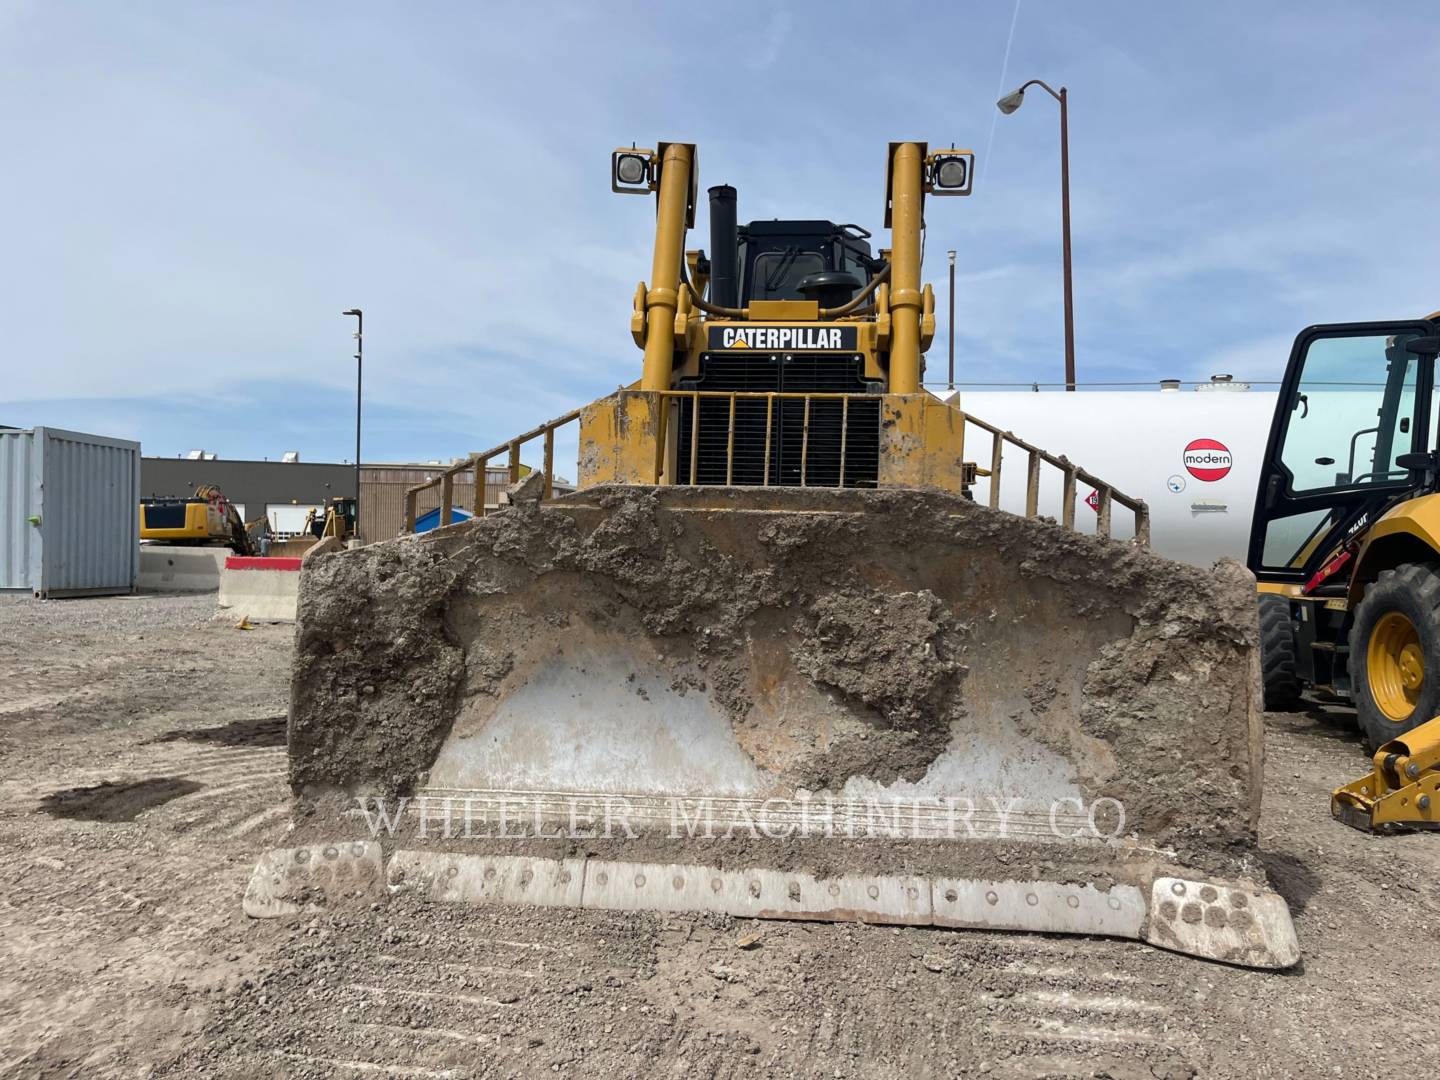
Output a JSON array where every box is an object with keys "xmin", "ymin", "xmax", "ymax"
[
  {"xmin": 0, "ymin": 426, "xmax": 141, "ymax": 597},
  {"xmin": 958, "ymin": 390, "xmax": 1280, "ymax": 568}
]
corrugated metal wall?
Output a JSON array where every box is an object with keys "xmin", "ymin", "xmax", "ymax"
[
  {"xmin": 360, "ymin": 466, "xmax": 510, "ymax": 543},
  {"xmin": 0, "ymin": 427, "xmax": 141, "ymax": 597},
  {"xmin": 0, "ymin": 431, "xmax": 38, "ymax": 589}
]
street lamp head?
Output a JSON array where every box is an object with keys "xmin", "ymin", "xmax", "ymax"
[
  {"xmin": 997, "ymin": 88, "xmax": 1026, "ymax": 115},
  {"xmin": 343, "ymin": 309, "xmax": 362, "ymax": 317}
]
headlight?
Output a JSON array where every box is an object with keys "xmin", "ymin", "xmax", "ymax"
[
  {"xmin": 935, "ymin": 158, "xmax": 968, "ymax": 189},
  {"xmin": 616, "ymin": 154, "xmax": 647, "ymax": 185},
  {"xmin": 926, "ymin": 150, "xmax": 974, "ymax": 196},
  {"xmin": 611, "ymin": 148, "xmax": 655, "ymax": 193}
]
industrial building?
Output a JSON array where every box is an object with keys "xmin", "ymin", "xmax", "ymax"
[{"xmin": 141, "ymin": 456, "xmax": 572, "ymax": 543}]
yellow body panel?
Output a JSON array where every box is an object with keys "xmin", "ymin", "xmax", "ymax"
[
  {"xmin": 1357, "ymin": 492, "xmax": 1440, "ymax": 556},
  {"xmin": 1256, "ymin": 581, "xmax": 1302, "ymax": 596},
  {"xmin": 748, "ymin": 299, "xmax": 820, "ymax": 321},
  {"xmin": 578, "ymin": 391, "xmax": 666, "ymax": 487},
  {"xmin": 140, "ymin": 501, "xmax": 226, "ymax": 543},
  {"xmin": 878, "ymin": 394, "xmax": 968, "ymax": 490},
  {"xmin": 1347, "ymin": 492, "xmax": 1440, "ymax": 606}
]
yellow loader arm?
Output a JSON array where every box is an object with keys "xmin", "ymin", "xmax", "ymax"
[{"xmin": 1332, "ymin": 714, "xmax": 1440, "ymax": 831}]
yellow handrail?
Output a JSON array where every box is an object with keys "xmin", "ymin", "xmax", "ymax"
[{"xmin": 401, "ymin": 391, "xmax": 1150, "ymax": 549}]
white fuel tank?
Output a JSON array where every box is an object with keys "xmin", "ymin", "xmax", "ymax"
[{"xmin": 958, "ymin": 387, "xmax": 1278, "ymax": 568}]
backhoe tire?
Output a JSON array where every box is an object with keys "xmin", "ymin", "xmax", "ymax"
[
  {"xmin": 1258, "ymin": 595, "xmax": 1303, "ymax": 712},
  {"xmin": 1351, "ymin": 563, "xmax": 1440, "ymax": 750}
]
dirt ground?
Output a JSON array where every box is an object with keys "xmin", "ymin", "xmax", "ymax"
[{"xmin": 2, "ymin": 593, "xmax": 1438, "ymax": 1079}]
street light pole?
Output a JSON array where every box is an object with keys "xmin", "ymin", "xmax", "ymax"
[
  {"xmin": 343, "ymin": 309, "xmax": 363, "ymax": 539},
  {"xmin": 947, "ymin": 250, "xmax": 957, "ymax": 391},
  {"xmin": 997, "ymin": 79, "xmax": 1076, "ymax": 391}
]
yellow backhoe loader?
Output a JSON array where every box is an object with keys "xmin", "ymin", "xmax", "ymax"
[
  {"xmin": 1248, "ymin": 316, "xmax": 1440, "ymax": 830},
  {"xmin": 245, "ymin": 140, "xmax": 1299, "ymax": 969}
]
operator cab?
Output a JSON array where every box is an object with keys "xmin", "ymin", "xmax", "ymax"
[
  {"xmin": 1249, "ymin": 323, "xmax": 1440, "ymax": 588},
  {"xmin": 737, "ymin": 220, "xmax": 881, "ymax": 308}
]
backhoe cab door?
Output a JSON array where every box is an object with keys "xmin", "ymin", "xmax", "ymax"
[{"xmin": 1249, "ymin": 321, "xmax": 1438, "ymax": 590}]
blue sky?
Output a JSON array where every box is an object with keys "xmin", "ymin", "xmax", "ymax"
[{"xmin": 2, "ymin": 1, "xmax": 1437, "ymax": 465}]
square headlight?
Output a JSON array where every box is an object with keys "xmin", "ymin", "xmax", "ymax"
[
  {"xmin": 927, "ymin": 150, "xmax": 974, "ymax": 196},
  {"xmin": 611, "ymin": 149, "xmax": 655, "ymax": 194}
]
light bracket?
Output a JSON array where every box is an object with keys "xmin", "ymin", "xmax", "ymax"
[
  {"xmin": 925, "ymin": 149, "xmax": 975, "ymax": 196},
  {"xmin": 611, "ymin": 147, "xmax": 657, "ymax": 194}
]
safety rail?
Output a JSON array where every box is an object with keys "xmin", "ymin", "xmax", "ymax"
[
  {"xmin": 405, "ymin": 392, "xmax": 1149, "ymax": 549},
  {"xmin": 960, "ymin": 412, "xmax": 1150, "ymax": 546},
  {"xmin": 402, "ymin": 409, "xmax": 582, "ymax": 533}
]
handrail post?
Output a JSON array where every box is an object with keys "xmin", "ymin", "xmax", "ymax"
[
  {"xmin": 440, "ymin": 471, "xmax": 454, "ymax": 527},
  {"xmin": 1096, "ymin": 486, "xmax": 1113, "ymax": 538},
  {"xmin": 543, "ymin": 429, "xmax": 555, "ymax": 500},
  {"xmin": 1062, "ymin": 463, "xmax": 1077, "ymax": 529},
  {"xmin": 475, "ymin": 456, "xmax": 492, "ymax": 517},
  {"xmin": 989, "ymin": 431, "xmax": 1003, "ymax": 509},
  {"xmin": 1134, "ymin": 502, "xmax": 1151, "ymax": 547},
  {"xmin": 1025, "ymin": 450, "xmax": 1041, "ymax": 518},
  {"xmin": 508, "ymin": 441, "xmax": 522, "ymax": 485},
  {"xmin": 404, "ymin": 488, "xmax": 417, "ymax": 534}
]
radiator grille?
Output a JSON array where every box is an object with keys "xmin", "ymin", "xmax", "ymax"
[{"xmin": 675, "ymin": 353, "xmax": 880, "ymax": 487}]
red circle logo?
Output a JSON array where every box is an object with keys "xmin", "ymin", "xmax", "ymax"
[{"xmin": 1183, "ymin": 438, "xmax": 1232, "ymax": 481}]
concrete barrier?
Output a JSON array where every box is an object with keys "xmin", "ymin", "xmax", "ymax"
[
  {"xmin": 217, "ymin": 556, "xmax": 301, "ymax": 621},
  {"xmin": 137, "ymin": 545, "xmax": 228, "ymax": 593}
]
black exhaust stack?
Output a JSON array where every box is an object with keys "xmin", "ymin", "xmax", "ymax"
[{"xmin": 707, "ymin": 184, "xmax": 739, "ymax": 309}]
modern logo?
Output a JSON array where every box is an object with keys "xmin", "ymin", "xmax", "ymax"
[{"xmin": 1183, "ymin": 438, "xmax": 1232, "ymax": 482}]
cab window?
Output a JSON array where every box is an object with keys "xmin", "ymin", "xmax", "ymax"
[
  {"xmin": 1277, "ymin": 333, "xmax": 1424, "ymax": 496},
  {"xmin": 750, "ymin": 250, "xmax": 824, "ymax": 302}
]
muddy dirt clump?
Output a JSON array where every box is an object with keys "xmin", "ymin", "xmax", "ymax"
[{"xmin": 289, "ymin": 485, "xmax": 1261, "ymax": 859}]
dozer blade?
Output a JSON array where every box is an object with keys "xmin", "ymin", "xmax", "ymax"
[
  {"xmin": 261, "ymin": 485, "xmax": 1298, "ymax": 970},
  {"xmin": 1332, "ymin": 714, "xmax": 1440, "ymax": 832}
]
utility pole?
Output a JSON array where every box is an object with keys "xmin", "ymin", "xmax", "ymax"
[
  {"xmin": 1058, "ymin": 86, "xmax": 1074, "ymax": 391},
  {"xmin": 343, "ymin": 309, "xmax": 363, "ymax": 540}
]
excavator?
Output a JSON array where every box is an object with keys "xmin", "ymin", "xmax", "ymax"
[
  {"xmin": 246, "ymin": 140, "xmax": 1300, "ymax": 969},
  {"xmin": 1248, "ymin": 316, "xmax": 1440, "ymax": 830},
  {"xmin": 139, "ymin": 483, "xmax": 255, "ymax": 555}
]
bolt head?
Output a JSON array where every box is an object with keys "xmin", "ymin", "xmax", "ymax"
[{"xmin": 1407, "ymin": 762, "xmax": 1421, "ymax": 779}]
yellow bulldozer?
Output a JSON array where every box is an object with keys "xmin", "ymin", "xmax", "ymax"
[
  {"xmin": 1248, "ymin": 316, "xmax": 1440, "ymax": 830},
  {"xmin": 247, "ymin": 140, "xmax": 1300, "ymax": 970}
]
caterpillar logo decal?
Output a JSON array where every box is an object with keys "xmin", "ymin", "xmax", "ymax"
[
  {"xmin": 1183, "ymin": 438, "xmax": 1232, "ymax": 482},
  {"xmin": 708, "ymin": 325, "xmax": 858, "ymax": 351}
]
